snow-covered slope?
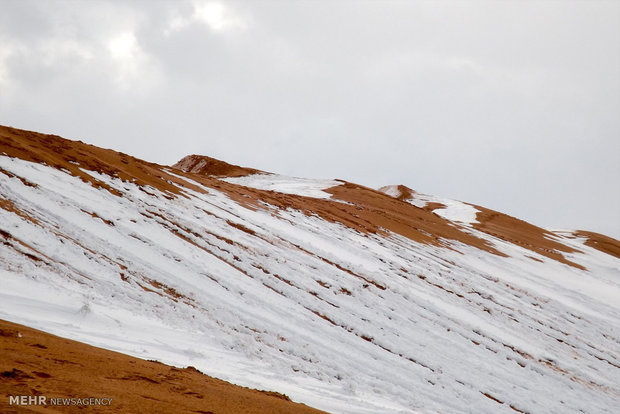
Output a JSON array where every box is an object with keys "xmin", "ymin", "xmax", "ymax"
[
  {"xmin": 1, "ymin": 126, "xmax": 619, "ymax": 413},
  {"xmin": 222, "ymin": 173, "xmax": 340, "ymax": 200},
  {"xmin": 379, "ymin": 185, "xmax": 480, "ymax": 225}
]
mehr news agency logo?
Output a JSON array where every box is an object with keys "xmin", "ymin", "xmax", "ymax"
[{"xmin": 9, "ymin": 395, "xmax": 113, "ymax": 407}]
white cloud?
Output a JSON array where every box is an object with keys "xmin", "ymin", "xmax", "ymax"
[
  {"xmin": 193, "ymin": 1, "xmax": 247, "ymax": 32},
  {"xmin": 165, "ymin": 1, "xmax": 248, "ymax": 35},
  {"xmin": 107, "ymin": 31, "xmax": 161, "ymax": 92},
  {"xmin": 108, "ymin": 32, "xmax": 137, "ymax": 59},
  {"xmin": 165, "ymin": 15, "xmax": 189, "ymax": 35}
]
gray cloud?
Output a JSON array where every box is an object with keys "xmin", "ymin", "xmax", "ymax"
[{"xmin": 1, "ymin": 0, "xmax": 619, "ymax": 238}]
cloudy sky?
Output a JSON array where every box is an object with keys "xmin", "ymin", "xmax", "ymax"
[{"xmin": 1, "ymin": 0, "xmax": 619, "ymax": 238}]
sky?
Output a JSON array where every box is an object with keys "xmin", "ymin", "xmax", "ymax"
[{"xmin": 1, "ymin": 0, "xmax": 619, "ymax": 238}]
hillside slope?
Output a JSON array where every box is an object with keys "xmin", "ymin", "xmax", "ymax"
[
  {"xmin": 0, "ymin": 319, "xmax": 324, "ymax": 414},
  {"xmin": 1, "ymin": 125, "xmax": 619, "ymax": 413}
]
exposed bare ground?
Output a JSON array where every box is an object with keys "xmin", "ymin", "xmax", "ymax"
[{"xmin": 0, "ymin": 319, "xmax": 326, "ymax": 414}]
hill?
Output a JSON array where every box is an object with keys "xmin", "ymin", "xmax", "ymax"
[{"xmin": 1, "ymin": 125, "xmax": 619, "ymax": 413}]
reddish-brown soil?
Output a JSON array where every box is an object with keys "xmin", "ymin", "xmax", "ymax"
[
  {"xmin": 174, "ymin": 154, "xmax": 260, "ymax": 177},
  {"xmin": 326, "ymin": 182, "xmax": 506, "ymax": 256},
  {"xmin": 0, "ymin": 125, "xmax": 210, "ymax": 197},
  {"xmin": 0, "ymin": 125, "xmax": 501, "ymax": 256},
  {"xmin": 2, "ymin": 124, "xmax": 615, "ymax": 273},
  {"xmin": 381, "ymin": 184, "xmax": 588, "ymax": 269},
  {"xmin": 2, "ymin": 125, "xmax": 619, "ymax": 412},
  {"xmin": 0, "ymin": 319, "xmax": 325, "ymax": 414},
  {"xmin": 393, "ymin": 185, "xmax": 414, "ymax": 202},
  {"xmin": 471, "ymin": 205, "xmax": 584, "ymax": 269},
  {"xmin": 573, "ymin": 230, "xmax": 620, "ymax": 259},
  {"xmin": 0, "ymin": 197, "xmax": 39, "ymax": 225}
]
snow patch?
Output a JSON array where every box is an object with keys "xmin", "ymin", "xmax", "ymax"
[
  {"xmin": 378, "ymin": 185, "xmax": 402, "ymax": 198},
  {"xmin": 433, "ymin": 200, "xmax": 479, "ymax": 225},
  {"xmin": 222, "ymin": 173, "xmax": 340, "ymax": 199}
]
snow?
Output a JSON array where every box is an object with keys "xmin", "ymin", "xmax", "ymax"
[
  {"xmin": 377, "ymin": 185, "xmax": 401, "ymax": 198},
  {"xmin": 378, "ymin": 186, "xmax": 480, "ymax": 225},
  {"xmin": 433, "ymin": 200, "xmax": 479, "ymax": 225},
  {"xmin": 222, "ymin": 173, "xmax": 340, "ymax": 199},
  {"xmin": 1, "ymin": 155, "xmax": 619, "ymax": 413}
]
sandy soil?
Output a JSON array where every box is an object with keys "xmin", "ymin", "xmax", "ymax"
[
  {"xmin": 0, "ymin": 319, "xmax": 326, "ymax": 414},
  {"xmin": 471, "ymin": 205, "xmax": 585, "ymax": 269},
  {"xmin": 2, "ymin": 124, "xmax": 620, "ymax": 413},
  {"xmin": 174, "ymin": 154, "xmax": 260, "ymax": 177},
  {"xmin": 573, "ymin": 230, "xmax": 620, "ymax": 259},
  {"xmin": 3, "ymin": 124, "xmax": 615, "ymax": 271},
  {"xmin": 0, "ymin": 125, "xmax": 501, "ymax": 257}
]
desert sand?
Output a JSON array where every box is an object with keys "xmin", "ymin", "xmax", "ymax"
[{"xmin": 0, "ymin": 319, "xmax": 325, "ymax": 413}]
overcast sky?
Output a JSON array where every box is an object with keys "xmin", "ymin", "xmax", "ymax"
[{"xmin": 1, "ymin": 0, "xmax": 619, "ymax": 238}]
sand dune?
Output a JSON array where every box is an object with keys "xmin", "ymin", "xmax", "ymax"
[
  {"xmin": 1, "ymin": 125, "xmax": 619, "ymax": 413},
  {"xmin": 0, "ymin": 319, "xmax": 324, "ymax": 413}
]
